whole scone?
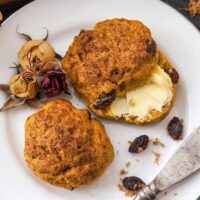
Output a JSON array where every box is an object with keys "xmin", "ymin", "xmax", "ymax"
[
  {"xmin": 62, "ymin": 18, "xmax": 179, "ymax": 125},
  {"xmin": 24, "ymin": 99, "xmax": 114, "ymax": 190}
]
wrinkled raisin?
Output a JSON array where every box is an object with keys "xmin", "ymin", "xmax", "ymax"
[
  {"xmin": 94, "ymin": 90, "xmax": 116, "ymax": 109},
  {"xmin": 170, "ymin": 68, "xmax": 179, "ymax": 84},
  {"xmin": 146, "ymin": 40, "xmax": 156, "ymax": 56},
  {"xmin": 122, "ymin": 176, "xmax": 145, "ymax": 191},
  {"xmin": 167, "ymin": 117, "xmax": 183, "ymax": 140},
  {"xmin": 88, "ymin": 111, "xmax": 91, "ymax": 120},
  {"xmin": 129, "ymin": 135, "xmax": 149, "ymax": 153},
  {"xmin": 164, "ymin": 68, "xmax": 179, "ymax": 84}
]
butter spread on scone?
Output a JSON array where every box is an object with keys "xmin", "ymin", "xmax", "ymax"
[
  {"xmin": 24, "ymin": 99, "xmax": 114, "ymax": 190},
  {"xmin": 111, "ymin": 65, "xmax": 173, "ymax": 119},
  {"xmin": 62, "ymin": 18, "xmax": 179, "ymax": 125}
]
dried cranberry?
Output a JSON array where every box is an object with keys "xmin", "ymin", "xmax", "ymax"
[
  {"xmin": 129, "ymin": 135, "xmax": 149, "ymax": 153},
  {"xmin": 122, "ymin": 176, "xmax": 145, "ymax": 191},
  {"xmin": 167, "ymin": 117, "xmax": 183, "ymax": 140},
  {"xmin": 94, "ymin": 90, "xmax": 116, "ymax": 109}
]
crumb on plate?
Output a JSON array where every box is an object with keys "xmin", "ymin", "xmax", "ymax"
[
  {"xmin": 125, "ymin": 161, "xmax": 131, "ymax": 168},
  {"xmin": 152, "ymin": 151, "xmax": 161, "ymax": 165},
  {"xmin": 150, "ymin": 138, "xmax": 165, "ymax": 147},
  {"xmin": 120, "ymin": 169, "xmax": 128, "ymax": 175},
  {"xmin": 118, "ymin": 183, "xmax": 136, "ymax": 197}
]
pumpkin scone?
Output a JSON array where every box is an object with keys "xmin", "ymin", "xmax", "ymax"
[
  {"xmin": 24, "ymin": 99, "xmax": 114, "ymax": 190},
  {"xmin": 62, "ymin": 18, "xmax": 179, "ymax": 125}
]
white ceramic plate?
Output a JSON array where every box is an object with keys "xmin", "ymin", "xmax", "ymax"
[{"xmin": 0, "ymin": 0, "xmax": 200, "ymax": 200}]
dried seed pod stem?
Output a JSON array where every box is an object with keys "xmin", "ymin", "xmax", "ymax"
[
  {"xmin": 0, "ymin": 84, "xmax": 11, "ymax": 94},
  {"xmin": 42, "ymin": 27, "xmax": 49, "ymax": 41},
  {"xmin": 26, "ymin": 98, "xmax": 44, "ymax": 109},
  {"xmin": 0, "ymin": 95, "xmax": 25, "ymax": 112},
  {"xmin": 55, "ymin": 52, "xmax": 63, "ymax": 60},
  {"xmin": 16, "ymin": 25, "xmax": 32, "ymax": 41},
  {"xmin": 9, "ymin": 62, "xmax": 22, "ymax": 74}
]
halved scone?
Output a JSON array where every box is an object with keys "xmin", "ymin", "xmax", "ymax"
[{"xmin": 62, "ymin": 18, "xmax": 179, "ymax": 125}]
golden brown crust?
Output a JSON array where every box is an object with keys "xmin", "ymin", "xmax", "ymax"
[
  {"xmin": 24, "ymin": 99, "xmax": 114, "ymax": 189},
  {"xmin": 88, "ymin": 51, "xmax": 177, "ymax": 125},
  {"xmin": 62, "ymin": 18, "xmax": 178, "ymax": 125},
  {"xmin": 62, "ymin": 18, "xmax": 156, "ymax": 102}
]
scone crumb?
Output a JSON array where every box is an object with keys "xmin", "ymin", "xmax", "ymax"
[
  {"xmin": 125, "ymin": 161, "xmax": 131, "ymax": 168},
  {"xmin": 152, "ymin": 151, "xmax": 161, "ymax": 165},
  {"xmin": 117, "ymin": 183, "xmax": 136, "ymax": 197},
  {"xmin": 136, "ymin": 158, "xmax": 140, "ymax": 163},
  {"xmin": 174, "ymin": 192, "xmax": 178, "ymax": 196},
  {"xmin": 120, "ymin": 169, "xmax": 128, "ymax": 175},
  {"xmin": 150, "ymin": 138, "xmax": 165, "ymax": 147}
]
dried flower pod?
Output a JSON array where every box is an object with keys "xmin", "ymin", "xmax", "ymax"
[
  {"xmin": 41, "ymin": 69, "xmax": 70, "ymax": 97},
  {"xmin": 0, "ymin": 84, "xmax": 11, "ymax": 94},
  {"xmin": 9, "ymin": 71, "xmax": 38, "ymax": 99},
  {"xmin": 18, "ymin": 40, "xmax": 57, "ymax": 75}
]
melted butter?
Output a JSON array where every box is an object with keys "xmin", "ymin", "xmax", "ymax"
[{"xmin": 110, "ymin": 66, "xmax": 173, "ymax": 119}]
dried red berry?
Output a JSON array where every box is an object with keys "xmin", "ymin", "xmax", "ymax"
[
  {"xmin": 167, "ymin": 117, "xmax": 183, "ymax": 140},
  {"xmin": 41, "ymin": 69, "xmax": 70, "ymax": 97},
  {"xmin": 129, "ymin": 135, "xmax": 149, "ymax": 153},
  {"xmin": 122, "ymin": 176, "xmax": 145, "ymax": 191}
]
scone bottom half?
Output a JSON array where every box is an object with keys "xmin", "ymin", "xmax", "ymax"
[
  {"xmin": 62, "ymin": 18, "xmax": 179, "ymax": 125},
  {"xmin": 91, "ymin": 51, "xmax": 178, "ymax": 125},
  {"xmin": 24, "ymin": 99, "xmax": 114, "ymax": 190}
]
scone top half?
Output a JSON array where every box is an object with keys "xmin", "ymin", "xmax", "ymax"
[{"xmin": 62, "ymin": 18, "xmax": 179, "ymax": 125}]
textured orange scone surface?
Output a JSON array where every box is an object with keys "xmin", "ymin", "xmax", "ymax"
[
  {"xmin": 24, "ymin": 99, "xmax": 114, "ymax": 190},
  {"xmin": 62, "ymin": 18, "xmax": 156, "ymax": 101}
]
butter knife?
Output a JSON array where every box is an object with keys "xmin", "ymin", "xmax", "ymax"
[{"xmin": 134, "ymin": 127, "xmax": 200, "ymax": 200}]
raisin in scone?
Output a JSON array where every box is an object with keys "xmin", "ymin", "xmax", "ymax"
[{"xmin": 62, "ymin": 18, "xmax": 179, "ymax": 125}]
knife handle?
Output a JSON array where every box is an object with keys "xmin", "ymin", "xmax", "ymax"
[{"xmin": 134, "ymin": 182, "xmax": 160, "ymax": 200}]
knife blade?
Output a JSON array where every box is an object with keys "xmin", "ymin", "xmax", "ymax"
[{"xmin": 196, "ymin": 196, "xmax": 200, "ymax": 200}]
